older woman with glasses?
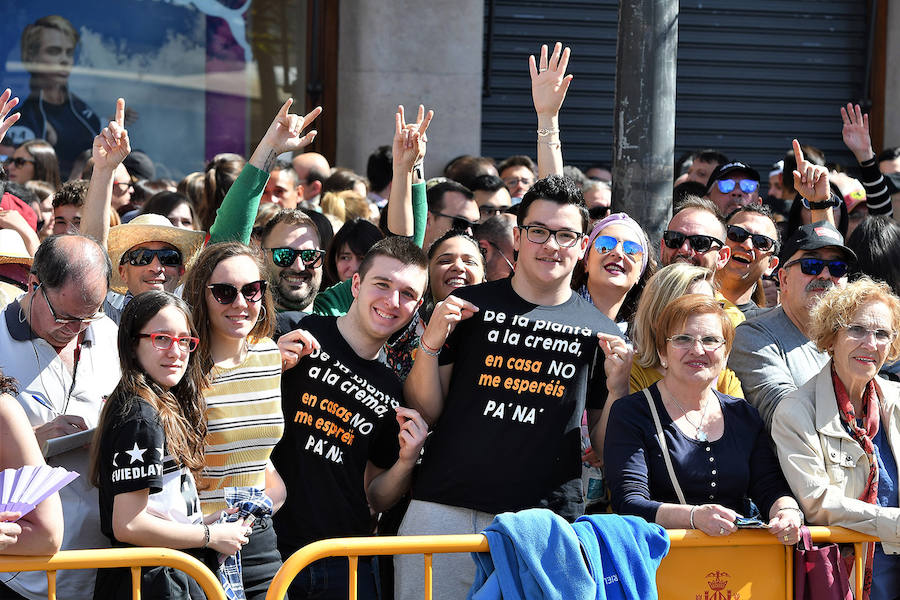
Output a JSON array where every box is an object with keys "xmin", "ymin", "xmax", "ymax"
[
  {"xmin": 772, "ymin": 278, "xmax": 900, "ymax": 599},
  {"xmin": 604, "ymin": 294, "xmax": 802, "ymax": 542}
]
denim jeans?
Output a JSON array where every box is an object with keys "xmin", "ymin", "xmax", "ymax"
[{"xmin": 277, "ymin": 550, "xmax": 377, "ymax": 600}]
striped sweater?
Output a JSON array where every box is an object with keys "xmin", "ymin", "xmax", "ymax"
[{"xmin": 198, "ymin": 338, "xmax": 284, "ymax": 514}]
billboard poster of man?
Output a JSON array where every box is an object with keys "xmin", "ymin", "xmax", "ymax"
[{"xmin": 1, "ymin": 1, "xmax": 252, "ymax": 180}]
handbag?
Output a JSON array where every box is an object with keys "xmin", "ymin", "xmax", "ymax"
[{"xmin": 793, "ymin": 526, "xmax": 852, "ymax": 600}]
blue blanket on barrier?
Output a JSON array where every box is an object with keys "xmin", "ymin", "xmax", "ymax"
[{"xmin": 467, "ymin": 509, "xmax": 669, "ymax": 600}]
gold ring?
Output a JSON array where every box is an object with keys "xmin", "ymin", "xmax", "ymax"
[
  {"xmin": 784, "ymin": 535, "xmax": 790, "ymax": 542},
  {"xmin": 719, "ymin": 527, "xmax": 725, "ymax": 535}
]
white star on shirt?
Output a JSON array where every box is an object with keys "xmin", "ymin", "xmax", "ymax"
[
  {"xmin": 125, "ymin": 443, "xmax": 146, "ymax": 464},
  {"xmin": 156, "ymin": 447, "xmax": 165, "ymax": 459},
  {"xmin": 112, "ymin": 452, "xmax": 119, "ymax": 466}
]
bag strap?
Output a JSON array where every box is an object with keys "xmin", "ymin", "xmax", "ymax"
[
  {"xmin": 644, "ymin": 387, "xmax": 688, "ymax": 505},
  {"xmin": 798, "ymin": 525, "xmax": 812, "ymax": 551}
]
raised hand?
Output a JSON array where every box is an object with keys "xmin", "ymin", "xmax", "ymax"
[
  {"xmin": 597, "ymin": 333, "xmax": 633, "ymax": 401},
  {"xmin": 529, "ymin": 42, "xmax": 573, "ymax": 118},
  {"xmin": 93, "ymin": 98, "xmax": 130, "ymax": 171},
  {"xmin": 393, "ymin": 104, "xmax": 434, "ymax": 173},
  {"xmin": 791, "ymin": 139, "xmax": 830, "ymax": 204},
  {"xmin": 277, "ymin": 327, "xmax": 320, "ymax": 371},
  {"xmin": 840, "ymin": 103, "xmax": 874, "ymax": 163},
  {"xmin": 420, "ymin": 295, "xmax": 479, "ymax": 355},
  {"xmin": 0, "ymin": 89, "xmax": 20, "ymax": 145},
  {"xmin": 261, "ymin": 98, "xmax": 322, "ymax": 158}
]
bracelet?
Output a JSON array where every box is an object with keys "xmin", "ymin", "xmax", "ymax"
[
  {"xmin": 412, "ymin": 162, "xmax": 424, "ymax": 182},
  {"xmin": 777, "ymin": 506, "xmax": 804, "ymax": 522},
  {"xmin": 419, "ymin": 339, "xmax": 441, "ymax": 358},
  {"xmin": 536, "ymin": 127, "xmax": 559, "ymax": 137},
  {"xmin": 538, "ymin": 140, "xmax": 561, "ymax": 149},
  {"xmin": 201, "ymin": 523, "xmax": 210, "ymax": 548},
  {"xmin": 689, "ymin": 505, "xmax": 697, "ymax": 529}
]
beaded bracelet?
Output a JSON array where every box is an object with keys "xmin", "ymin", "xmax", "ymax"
[
  {"xmin": 419, "ymin": 339, "xmax": 441, "ymax": 358},
  {"xmin": 536, "ymin": 127, "xmax": 559, "ymax": 137},
  {"xmin": 201, "ymin": 523, "xmax": 210, "ymax": 548}
]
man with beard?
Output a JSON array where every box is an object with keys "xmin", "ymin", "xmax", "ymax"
[
  {"xmin": 659, "ymin": 196, "xmax": 731, "ymax": 273},
  {"xmin": 260, "ymin": 209, "xmax": 323, "ymax": 312},
  {"xmin": 728, "ymin": 220, "xmax": 855, "ymax": 431}
]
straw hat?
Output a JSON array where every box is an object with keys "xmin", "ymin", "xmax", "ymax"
[
  {"xmin": 108, "ymin": 214, "xmax": 205, "ymax": 293},
  {"xmin": 0, "ymin": 229, "xmax": 33, "ymax": 266}
]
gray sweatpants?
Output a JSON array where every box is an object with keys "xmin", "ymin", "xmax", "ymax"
[{"xmin": 394, "ymin": 500, "xmax": 496, "ymax": 600}]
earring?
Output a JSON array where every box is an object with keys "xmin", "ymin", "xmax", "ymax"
[
  {"xmin": 660, "ymin": 359, "xmax": 667, "ymax": 369},
  {"xmin": 257, "ymin": 305, "xmax": 267, "ymax": 322}
]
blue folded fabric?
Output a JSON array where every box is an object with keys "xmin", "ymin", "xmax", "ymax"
[
  {"xmin": 467, "ymin": 509, "xmax": 670, "ymax": 600},
  {"xmin": 216, "ymin": 487, "xmax": 274, "ymax": 600},
  {"xmin": 467, "ymin": 508, "xmax": 595, "ymax": 600},
  {"xmin": 573, "ymin": 514, "xmax": 669, "ymax": 600}
]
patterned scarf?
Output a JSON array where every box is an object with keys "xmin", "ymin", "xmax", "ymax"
[{"xmin": 831, "ymin": 366, "xmax": 879, "ymax": 600}]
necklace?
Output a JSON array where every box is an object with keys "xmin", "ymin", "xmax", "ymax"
[{"xmin": 662, "ymin": 383, "xmax": 713, "ymax": 442}]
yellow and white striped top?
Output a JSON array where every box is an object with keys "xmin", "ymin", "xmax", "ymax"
[{"xmin": 198, "ymin": 338, "xmax": 284, "ymax": 514}]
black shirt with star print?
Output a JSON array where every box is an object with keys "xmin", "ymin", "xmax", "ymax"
[{"xmin": 94, "ymin": 392, "xmax": 203, "ymax": 599}]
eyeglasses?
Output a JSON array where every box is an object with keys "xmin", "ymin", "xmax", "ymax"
[
  {"xmin": 137, "ymin": 332, "xmax": 199, "ymax": 352},
  {"xmin": 519, "ymin": 225, "xmax": 583, "ymax": 248},
  {"xmin": 503, "ymin": 176, "xmax": 534, "ymax": 188},
  {"xmin": 120, "ymin": 248, "xmax": 183, "ymax": 267},
  {"xmin": 662, "ymin": 230, "xmax": 724, "ymax": 253},
  {"xmin": 726, "ymin": 225, "xmax": 779, "ymax": 253},
  {"xmin": 588, "ymin": 206, "xmax": 611, "ymax": 220},
  {"xmin": 716, "ymin": 179, "xmax": 759, "ymax": 194},
  {"xmin": 843, "ymin": 324, "xmax": 896, "ymax": 345},
  {"xmin": 782, "ymin": 257, "xmax": 849, "ymax": 278},
  {"xmin": 4, "ymin": 157, "xmax": 34, "ymax": 168},
  {"xmin": 487, "ymin": 240, "xmax": 515, "ymax": 273},
  {"xmin": 478, "ymin": 205, "xmax": 509, "ymax": 218},
  {"xmin": 207, "ymin": 280, "xmax": 267, "ymax": 304},
  {"xmin": 432, "ymin": 212, "xmax": 478, "ymax": 232},
  {"xmin": 593, "ymin": 235, "xmax": 644, "ymax": 259},
  {"xmin": 39, "ymin": 284, "xmax": 105, "ymax": 325},
  {"xmin": 667, "ymin": 334, "xmax": 726, "ymax": 351},
  {"xmin": 112, "ymin": 182, "xmax": 133, "ymax": 195},
  {"xmin": 265, "ymin": 247, "xmax": 325, "ymax": 269}
]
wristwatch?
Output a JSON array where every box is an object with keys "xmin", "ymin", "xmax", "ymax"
[{"xmin": 801, "ymin": 192, "xmax": 842, "ymax": 211}]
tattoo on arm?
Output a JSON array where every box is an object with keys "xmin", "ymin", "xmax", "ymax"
[{"xmin": 263, "ymin": 149, "xmax": 277, "ymax": 173}]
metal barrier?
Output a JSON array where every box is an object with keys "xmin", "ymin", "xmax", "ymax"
[
  {"xmin": 0, "ymin": 547, "xmax": 226, "ymax": 600},
  {"xmin": 266, "ymin": 527, "xmax": 877, "ymax": 600}
]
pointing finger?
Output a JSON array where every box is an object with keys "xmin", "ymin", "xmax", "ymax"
[
  {"xmin": 792, "ymin": 139, "xmax": 805, "ymax": 167},
  {"xmin": 115, "ymin": 98, "xmax": 125, "ymax": 128}
]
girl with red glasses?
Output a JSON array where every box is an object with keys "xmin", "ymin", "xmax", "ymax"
[{"xmin": 91, "ymin": 291, "xmax": 249, "ymax": 599}]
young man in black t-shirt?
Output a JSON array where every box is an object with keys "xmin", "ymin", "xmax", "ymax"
[
  {"xmin": 272, "ymin": 236, "xmax": 429, "ymax": 600},
  {"xmin": 398, "ymin": 175, "xmax": 621, "ymax": 600}
]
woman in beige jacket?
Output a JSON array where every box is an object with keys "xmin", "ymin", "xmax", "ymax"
[{"xmin": 772, "ymin": 277, "xmax": 900, "ymax": 600}]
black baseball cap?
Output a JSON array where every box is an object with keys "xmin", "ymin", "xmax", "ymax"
[
  {"xmin": 706, "ymin": 161, "xmax": 761, "ymax": 193},
  {"xmin": 779, "ymin": 220, "xmax": 857, "ymax": 264}
]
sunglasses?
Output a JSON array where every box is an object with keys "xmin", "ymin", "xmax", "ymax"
[
  {"xmin": 593, "ymin": 235, "xmax": 644, "ymax": 258},
  {"xmin": 716, "ymin": 179, "xmax": 759, "ymax": 194},
  {"xmin": 137, "ymin": 332, "xmax": 199, "ymax": 352},
  {"xmin": 662, "ymin": 230, "xmax": 724, "ymax": 253},
  {"xmin": 4, "ymin": 157, "xmax": 34, "ymax": 168},
  {"xmin": 726, "ymin": 225, "xmax": 779, "ymax": 253},
  {"xmin": 782, "ymin": 257, "xmax": 849, "ymax": 278},
  {"xmin": 266, "ymin": 247, "xmax": 325, "ymax": 269},
  {"xmin": 120, "ymin": 248, "xmax": 183, "ymax": 267},
  {"xmin": 207, "ymin": 280, "xmax": 267, "ymax": 304},
  {"xmin": 433, "ymin": 211, "xmax": 478, "ymax": 232}
]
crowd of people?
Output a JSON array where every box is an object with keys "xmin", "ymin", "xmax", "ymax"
[{"xmin": 2, "ymin": 31, "xmax": 900, "ymax": 600}]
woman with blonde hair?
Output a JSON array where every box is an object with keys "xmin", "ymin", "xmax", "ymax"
[{"xmin": 772, "ymin": 278, "xmax": 900, "ymax": 599}]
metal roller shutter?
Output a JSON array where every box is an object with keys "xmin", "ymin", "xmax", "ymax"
[{"xmin": 482, "ymin": 0, "xmax": 870, "ymax": 175}]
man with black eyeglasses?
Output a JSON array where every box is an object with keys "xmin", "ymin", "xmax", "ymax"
[
  {"xmin": 423, "ymin": 180, "xmax": 480, "ymax": 249},
  {"xmin": 716, "ymin": 205, "xmax": 781, "ymax": 319},
  {"xmin": 469, "ymin": 174, "xmax": 512, "ymax": 223},
  {"xmin": 398, "ymin": 175, "xmax": 620, "ymax": 599},
  {"xmin": 0, "ymin": 234, "xmax": 119, "ymax": 600},
  {"xmin": 259, "ymin": 209, "xmax": 324, "ymax": 312}
]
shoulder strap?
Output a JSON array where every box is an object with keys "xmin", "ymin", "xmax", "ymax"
[{"xmin": 643, "ymin": 387, "xmax": 687, "ymax": 504}]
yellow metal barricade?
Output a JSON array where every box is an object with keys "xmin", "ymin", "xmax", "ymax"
[
  {"xmin": 0, "ymin": 547, "xmax": 226, "ymax": 600},
  {"xmin": 266, "ymin": 527, "xmax": 877, "ymax": 600}
]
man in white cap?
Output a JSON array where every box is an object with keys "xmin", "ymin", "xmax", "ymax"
[{"xmin": 103, "ymin": 213, "xmax": 205, "ymax": 323}]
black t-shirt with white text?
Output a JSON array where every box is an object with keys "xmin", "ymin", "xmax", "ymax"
[
  {"xmin": 94, "ymin": 393, "xmax": 202, "ymax": 600},
  {"xmin": 412, "ymin": 278, "xmax": 620, "ymax": 521},
  {"xmin": 272, "ymin": 315, "xmax": 401, "ymax": 550}
]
